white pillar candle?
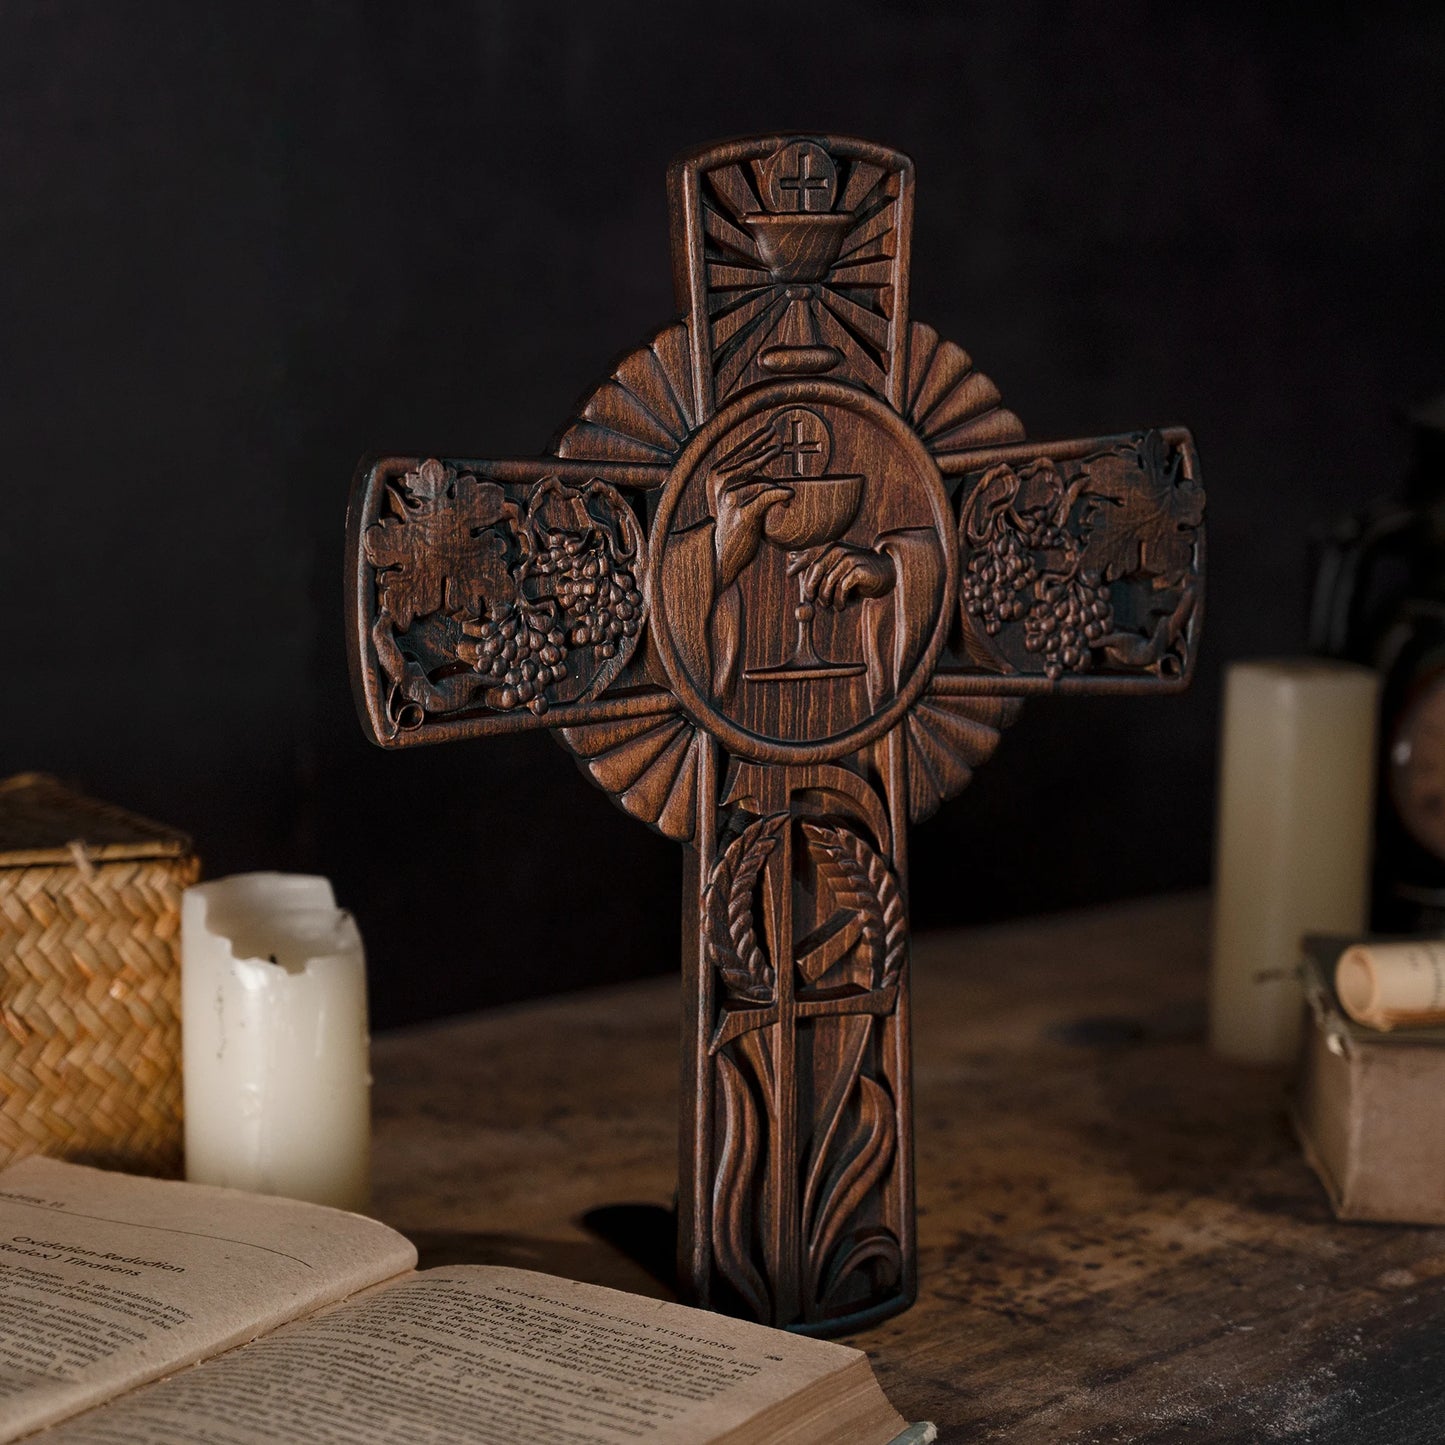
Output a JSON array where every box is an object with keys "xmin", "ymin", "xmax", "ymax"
[
  {"xmin": 182, "ymin": 873, "xmax": 370, "ymax": 1211},
  {"xmin": 1210, "ymin": 659, "xmax": 1379, "ymax": 1064}
]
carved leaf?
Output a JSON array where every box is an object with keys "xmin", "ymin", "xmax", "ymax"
[
  {"xmin": 818, "ymin": 1230, "xmax": 903, "ymax": 1312},
  {"xmin": 706, "ymin": 813, "xmax": 786, "ymax": 1003},
  {"xmin": 712, "ymin": 1050, "xmax": 771, "ymax": 1322},
  {"xmin": 799, "ymin": 821, "xmax": 906, "ymax": 989},
  {"xmin": 364, "ymin": 460, "xmax": 514, "ymax": 630},
  {"xmin": 806, "ymin": 1074, "xmax": 898, "ymax": 1310},
  {"xmin": 1077, "ymin": 430, "xmax": 1205, "ymax": 587},
  {"xmin": 801, "ymin": 1015, "xmax": 872, "ymax": 1236}
]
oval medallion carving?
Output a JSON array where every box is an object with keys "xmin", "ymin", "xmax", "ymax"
[{"xmin": 649, "ymin": 379, "xmax": 956, "ymax": 764}]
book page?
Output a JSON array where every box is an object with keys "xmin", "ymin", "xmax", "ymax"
[
  {"xmin": 38, "ymin": 1267, "xmax": 906, "ymax": 1445},
  {"xmin": 0, "ymin": 1158, "xmax": 415, "ymax": 1442}
]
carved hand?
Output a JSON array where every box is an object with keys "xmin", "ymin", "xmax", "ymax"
[
  {"xmin": 714, "ymin": 480, "xmax": 793, "ymax": 590},
  {"xmin": 796, "ymin": 544, "xmax": 897, "ymax": 607},
  {"xmin": 709, "ymin": 425, "xmax": 792, "ymax": 590}
]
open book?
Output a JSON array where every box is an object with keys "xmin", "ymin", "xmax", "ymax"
[{"xmin": 0, "ymin": 1159, "xmax": 930, "ymax": 1444}]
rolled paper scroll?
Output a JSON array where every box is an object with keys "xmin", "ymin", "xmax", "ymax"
[
  {"xmin": 182, "ymin": 873, "xmax": 370, "ymax": 1211},
  {"xmin": 1335, "ymin": 941, "xmax": 1445, "ymax": 1031}
]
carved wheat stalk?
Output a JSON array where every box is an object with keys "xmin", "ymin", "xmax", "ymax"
[
  {"xmin": 706, "ymin": 813, "xmax": 786, "ymax": 1002},
  {"xmin": 800, "ymin": 821, "xmax": 906, "ymax": 989}
]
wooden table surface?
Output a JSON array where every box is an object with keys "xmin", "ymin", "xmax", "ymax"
[{"xmin": 370, "ymin": 894, "xmax": 1445, "ymax": 1444}]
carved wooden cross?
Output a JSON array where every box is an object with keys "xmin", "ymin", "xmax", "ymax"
[{"xmin": 345, "ymin": 134, "xmax": 1206, "ymax": 1336}]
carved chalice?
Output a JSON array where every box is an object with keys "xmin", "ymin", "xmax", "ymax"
[
  {"xmin": 742, "ymin": 212, "xmax": 853, "ymax": 284},
  {"xmin": 748, "ymin": 471, "xmax": 866, "ymax": 680}
]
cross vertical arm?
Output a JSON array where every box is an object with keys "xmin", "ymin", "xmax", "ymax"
[{"xmin": 344, "ymin": 131, "xmax": 1207, "ymax": 1340}]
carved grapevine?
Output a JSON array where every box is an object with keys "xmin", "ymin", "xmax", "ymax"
[
  {"xmin": 363, "ymin": 463, "xmax": 645, "ymax": 733},
  {"xmin": 958, "ymin": 429, "xmax": 1201, "ymax": 681}
]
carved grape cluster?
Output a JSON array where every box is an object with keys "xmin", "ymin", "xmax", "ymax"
[
  {"xmin": 457, "ymin": 610, "xmax": 569, "ymax": 714},
  {"xmin": 437, "ymin": 477, "xmax": 644, "ymax": 716},
  {"xmin": 455, "ymin": 524, "xmax": 643, "ymax": 716},
  {"xmin": 959, "ymin": 435, "xmax": 1204, "ymax": 684},
  {"xmin": 962, "ymin": 470, "xmax": 1117, "ymax": 681},
  {"xmin": 1023, "ymin": 571, "xmax": 1115, "ymax": 679},
  {"xmin": 962, "ymin": 519, "xmax": 1053, "ymax": 632},
  {"xmin": 534, "ymin": 528, "xmax": 643, "ymax": 659}
]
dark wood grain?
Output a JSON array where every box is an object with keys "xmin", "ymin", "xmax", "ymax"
[
  {"xmin": 345, "ymin": 133, "xmax": 1206, "ymax": 1332},
  {"xmin": 371, "ymin": 894, "xmax": 1445, "ymax": 1444}
]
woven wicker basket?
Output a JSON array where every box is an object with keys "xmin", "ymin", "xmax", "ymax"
[{"xmin": 0, "ymin": 773, "xmax": 198, "ymax": 1175}]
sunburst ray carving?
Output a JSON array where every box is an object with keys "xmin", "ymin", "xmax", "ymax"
[
  {"xmin": 695, "ymin": 151, "xmax": 901, "ymax": 399},
  {"xmin": 561, "ymin": 709, "xmax": 704, "ymax": 841},
  {"xmin": 905, "ymin": 694, "xmax": 1023, "ymax": 823},
  {"xmin": 553, "ymin": 323, "xmax": 697, "ymax": 465},
  {"xmin": 904, "ymin": 323, "xmax": 1024, "ymax": 457},
  {"xmin": 551, "ymin": 317, "xmax": 1028, "ymax": 836}
]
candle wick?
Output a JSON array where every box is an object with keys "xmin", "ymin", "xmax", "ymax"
[{"xmin": 268, "ymin": 954, "xmax": 278, "ymax": 965}]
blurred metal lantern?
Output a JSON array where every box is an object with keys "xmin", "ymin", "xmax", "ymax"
[{"xmin": 1310, "ymin": 391, "xmax": 1445, "ymax": 931}]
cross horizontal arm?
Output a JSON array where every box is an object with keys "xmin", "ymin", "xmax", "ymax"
[
  {"xmin": 346, "ymin": 453, "xmax": 672, "ymax": 747},
  {"xmin": 932, "ymin": 425, "xmax": 1205, "ymax": 693},
  {"xmin": 932, "ymin": 425, "xmax": 1195, "ymax": 478},
  {"xmin": 403, "ymin": 454, "xmax": 670, "ymax": 489}
]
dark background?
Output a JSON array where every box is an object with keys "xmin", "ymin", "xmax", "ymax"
[{"xmin": 5, "ymin": 2, "xmax": 1442, "ymax": 1026}]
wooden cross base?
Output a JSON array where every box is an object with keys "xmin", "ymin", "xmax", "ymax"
[{"xmin": 345, "ymin": 134, "xmax": 1206, "ymax": 1335}]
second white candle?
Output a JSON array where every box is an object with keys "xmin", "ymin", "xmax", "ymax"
[{"xmin": 1210, "ymin": 659, "xmax": 1378, "ymax": 1064}]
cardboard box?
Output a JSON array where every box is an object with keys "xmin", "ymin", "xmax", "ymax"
[{"xmin": 1293, "ymin": 935, "xmax": 1445, "ymax": 1225}]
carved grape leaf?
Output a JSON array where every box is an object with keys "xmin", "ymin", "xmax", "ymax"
[
  {"xmin": 1077, "ymin": 430, "xmax": 1205, "ymax": 587},
  {"xmin": 364, "ymin": 459, "xmax": 515, "ymax": 629}
]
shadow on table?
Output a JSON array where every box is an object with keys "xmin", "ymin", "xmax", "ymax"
[
  {"xmin": 580, "ymin": 1202, "xmax": 677, "ymax": 1291},
  {"xmin": 1042, "ymin": 1001, "xmax": 1326, "ymax": 1218},
  {"xmin": 405, "ymin": 1203, "xmax": 678, "ymax": 1300}
]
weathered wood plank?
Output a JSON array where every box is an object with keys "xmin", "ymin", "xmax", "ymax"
[{"xmin": 371, "ymin": 893, "xmax": 1445, "ymax": 1442}]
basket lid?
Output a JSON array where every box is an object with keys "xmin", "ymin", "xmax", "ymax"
[{"xmin": 0, "ymin": 773, "xmax": 192, "ymax": 867}]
